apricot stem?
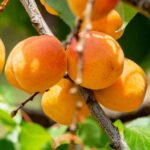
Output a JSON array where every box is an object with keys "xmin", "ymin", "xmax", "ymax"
[
  {"xmin": 63, "ymin": 18, "xmax": 82, "ymax": 48},
  {"xmin": 11, "ymin": 92, "xmax": 39, "ymax": 117}
]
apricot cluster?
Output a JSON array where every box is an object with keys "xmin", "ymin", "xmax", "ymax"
[
  {"xmin": 4, "ymin": 1, "xmax": 147, "ymax": 125},
  {"xmin": 67, "ymin": 0, "xmax": 119, "ymax": 20}
]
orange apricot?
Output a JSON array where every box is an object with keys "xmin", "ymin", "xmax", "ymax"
[
  {"xmin": 5, "ymin": 35, "xmax": 67, "ymax": 93},
  {"xmin": 0, "ymin": 39, "xmax": 5, "ymax": 73},
  {"xmin": 94, "ymin": 59, "xmax": 147, "ymax": 112},
  {"xmin": 5, "ymin": 41, "xmax": 25, "ymax": 90},
  {"xmin": 41, "ymin": 79, "xmax": 90, "ymax": 125},
  {"xmin": 67, "ymin": 0, "xmax": 119, "ymax": 20},
  {"xmin": 40, "ymin": 0, "xmax": 58, "ymax": 15},
  {"xmin": 66, "ymin": 31, "xmax": 124, "ymax": 90},
  {"xmin": 86, "ymin": 10, "xmax": 124, "ymax": 39}
]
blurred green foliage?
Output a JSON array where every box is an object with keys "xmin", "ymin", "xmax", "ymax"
[{"xmin": 1, "ymin": 103, "xmax": 150, "ymax": 150}]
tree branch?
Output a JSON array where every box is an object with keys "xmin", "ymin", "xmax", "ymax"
[
  {"xmin": 123, "ymin": 0, "xmax": 150, "ymax": 18},
  {"xmin": 19, "ymin": 0, "xmax": 53, "ymax": 35},
  {"xmin": 19, "ymin": 0, "xmax": 129, "ymax": 149},
  {"xmin": 79, "ymin": 87, "xmax": 129, "ymax": 150}
]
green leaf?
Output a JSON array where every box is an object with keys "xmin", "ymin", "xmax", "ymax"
[
  {"xmin": 46, "ymin": 0, "xmax": 75, "ymax": 28},
  {"xmin": 56, "ymin": 144, "xmax": 69, "ymax": 150},
  {"xmin": 0, "ymin": 139, "xmax": 15, "ymax": 150},
  {"xmin": 48, "ymin": 125, "xmax": 68, "ymax": 138},
  {"xmin": 114, "ymin": 120, "xmax": 124, "ymax": 133},
  {"xmin": 41, "ymin": 142, "xmax": 52, "ymax": 150},
  {"xmin": 124, "ymin": 117, "xmax": 150, "ymax": 150},
  {"xmin": 119, "ymin": 13, "xmax": 150, "ymax": 70},
  {"xmin": 0, "ymin": 109, "xmax": 16, "ymax": 128},
  {"xmin": 116, "ymin": 1, "xmax": 137, "ymax": 29},
  {"xmin": 77, "ymin": 117, "xmax": 110, "ymax": 148},
  {"xmin": 19, "ymin": 122, "xmax": 52, "ymax": 150}
]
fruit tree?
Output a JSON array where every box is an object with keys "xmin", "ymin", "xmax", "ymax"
[{"xmin": 0, "ymin": 0, "xmax": 150, "ymax": 150}]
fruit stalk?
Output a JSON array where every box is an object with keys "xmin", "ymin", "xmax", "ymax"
[
  {"xmin": 19, "ymin": 0, "xmax": 129, "ymax": 149},
  {"xmin": 63, "ymin": 18, "xmax": 82, "ymax": 48}
]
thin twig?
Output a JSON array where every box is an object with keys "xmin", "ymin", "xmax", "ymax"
[
  {"xmin": 63, "ymin": 18, "xmax": 83, "ymax": 49},
  {"xmin": 69, "ymin": 100, "xmax": 83, "ymax": 150},
  {"xmin": 75, "ymin": 0, "xmax": 94, "ymax": 84},
  {"xmin": 123, "ymin": 0, "xmax": 150, "ymax": 18},
  {"xmin": 11, "ymin": 92, "xmax": 39, "ymax": 117}
]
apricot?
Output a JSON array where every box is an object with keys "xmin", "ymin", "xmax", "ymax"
[
  {"xmin": 67, "ymin": 31, "xmax": 124, "ymax": 90},
  {"xmin": 0, "ymin": 39, "xmax": 5, "ymax": 73},
  {"xmin": 5, "ymin": 35, "xmax": 67, "ymax": 93},
  {"xmin": 67, "ymin": 0, "xmax": 119, "ymax": 20},
  {"xmin": 41, "ymin": 79, "xmax": 90, "ymax": 125},
  {"xmin": 94, "ymin": 59, "xmax": 147, "ymax": 112},
  {"xmin": 40, "ymin": 0, "xmax": 58, "ymax": 15},
  {"xmin": 83, "ymin": 10, "xmax": 124, "ymax": 39}
]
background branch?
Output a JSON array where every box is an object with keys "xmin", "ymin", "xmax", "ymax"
[{"xmin": 123, "ymin": 0, "xmax": 150, "ymax": 18}]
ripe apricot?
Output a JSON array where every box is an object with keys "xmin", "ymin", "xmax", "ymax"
[
  {"xmin": 5, "ymin": 41, "xmax": 24, "ymax": 90},
  {"xmin": 5, "ymin": 35, "xmax": 67, "ymax": 93},
  {"xmin": 40, "ymin": 0, "xmax": 58, "ymax": 15},
  {"xmin": 67, "ymin": 0, "xmax": 119, "ymax": 20},
  {"xmin": 41, "ymin": 79, "xmax": 90, "ymax": 125},
  {"xmin": 94, "ymin": 59, "xmax": 147, "ymax": 112},
  {"xmin": 0, "ymin": 39, "xmax": 5, "ymax": 73},
  {"xmin": 67, "ymin": 31, "xmax": 124, "ymax": 90},
  {"xmin": 83, "ymin": 10, "xmax": 124, "ymax": 39}
]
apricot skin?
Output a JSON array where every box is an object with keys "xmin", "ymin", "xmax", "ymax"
[
  {"xmin": 94, "ymin": 59, "xmax": 147, "ymax": 112},
  {"xmin": 40, "ymin": 0, "xmax": 58, "ymax": 15},
  {"xmin": 67, "ymin": 31, "xmax": 124, "ymax": 90},
  {"xmin": 67, "ymin": 0, "xmax": 119, "ymax": 20},
  {"xmin": 5, "ymin": 35, "xmax": 67, "ymax": 93},
  {"xmin": 42, "ymin": 79, "xmax": 90, "ymax": 125},
  {"xmin": 90, "ymin": 10, "xmax": 123, "ymax": 39},
  {"xmin": 5, "ymin": 41, "xmax": 25, "ymax": 90},
  {"xmin": 0, "ymin": 39, "xmax": 5, "ymax": 74}
]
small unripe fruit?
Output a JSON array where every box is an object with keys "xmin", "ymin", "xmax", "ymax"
[
  {"xmin": 5, "ymin": 35, "xmax": 67, "ymax": 93},
  {"xmin": 94, "ymin": 59, "xmax": 147, "ymax": 112},
  {"xmin": 40, "ymin": 0, "xmax": 58, "ymax": 15},
  {"xmin": 0, "ymin": 39, "xmax": 5, "ymax": 74},
  {"xmin": 67, "ymin": 0, "xmax": 119, "ymax": 20},
  {"xmin": 67, "ymin": 31, "xmax": 124, "ymax": 90},
  {"xmin": 42, "ymin": 79, "xmax": 90, "ymax": 125}
]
